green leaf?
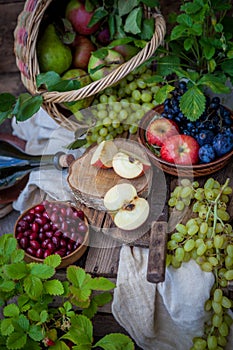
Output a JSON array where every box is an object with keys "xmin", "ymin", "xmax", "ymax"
[
  {"xmin": 93, "ymin": 292, "xmax": 113, "ymax": 307},
  {"xmin": 50, "ymin": 340, "xmax": 70, "ymax": 350},
  {"xmin": 181, "ymin": 0, "xmax": 204, "ymax": 15},
  {"xmin": 44, "ymin": 254, "xmax": 61, "ymax": 268},
  {"xmin": 124, "ymin": 7, "xmax": 142, "ymax": 35},
  {"xmin": 28, "ymin": 325, "xmax": 43, "ymax": 342},
  {"xmin": 117, "ymin": 0, "xmax": 139, "ymax": 17},
  {"xmin": 176, "ymin": 13, "xmax": 193, "ymax": 27},
  {"xmin": 3, "ymin": 304, "xmax": 19, "ymax": 317},
  {"xmin": 154, "ymin": 85, "xmax": 175, "ymax": 104},
  {"xmin": 141, "ymin": 0, "xmax": 159, "ymax": 7},
  {"xmin": 156, "ymin": 55, "xmax": 180, "ymax": 76},
  {"xmin": 30, "ymin": 263, "xmax": 55, "ymax": 279},
  {"xmin": 40, "ymin": 310, "xmax": 48, "ymax": 323},
  {"xmin": 94, "ymin": 333, "xmax": 134, "ymax": 350},
  {"xmin": 16, "ymin": 315, "xmax": 30, "ymax": 332},
  {"xmin": 1, "ymin": 318, "xmax": 14, "ymax": 336},
  {"xmin": 61, "ymin": 315, "xmax": 93, "ymax": 347},
  {"xmin": 66, "ymin": 138, "xmax": 87, "ymax": 150},
  {"xmin": 88, "ymin": 7, "xmax": 108, "ymax": 27},
  {"xmin": 214, "ymin": 23, "xmax": 223, "ymax": 33},
  {"xmin": 202, "ymin": 43, "xmax": 215, "ymax": 60},
  {"xmin": 13, "ymin": 94, "xmax": 43, "ymax": 122},
  {"xmin": 70, "ymin": 285, "xmax": 91, "ymax": 304},
  {"xmin": 198, "ymin": 74, "xmax": 231, "ymax": 93},
  {"xmin": 17, "ymin": 295, "xmax": 30, "ymax": 310},
  {"xmin": 82, "ymin": 299, "xmax": 98, "ymax": 319},
  {"xmin": 140, "ymin": 18, "xmax": 155, "ymax": 41},
  {"xmin": 184, "ymin": 37, "xmax": 194, "ymax": 51},
  {"xmin": 221, "ymin": 59, "xmax": 233, "ymax": 76},
  {"xmin": 0, "ymin": 93, "xmax": 16, "ymax": 112},
  {"xmin": 28, "ymin": 310, "xmax": 40, "ymax": 322},
  {"xmin": 6, "ymin": 331, "xmax": 27, "ymax": 350},
  {"xmin": 67, "ymin": 266, "xmax": 89, "ymax": 287},
  {"xmin": 11, "ymin": 249, "xmax": 25, "ymax": 263},
  {"xmin": 208, "ymin": 59, "xmax": 217, "ymax": 73},
  {"xmin": 0, "ymin": 280, "xmax": 15, "ymax": 292},
  {"xmin": 23, "ymin": 276, "xmax": 43, "ymax": 300},
  {"xmin": 86, "ymin": 277, "xmax": 115, "ymax": 291},
  {"xmin": 36, "ymin": 71, "xmax": 61, "ymax": 89},
  {"xmin": 4, "ymin": 262, "xmax": 28, "ymax": 279},
  {"xmin": 43, "ymin": 280, "xmax": 64, "ymax": 296},
  {"xmin": 4, "ymin": 236, "xmax": 17, "ymax": 257},
  {"xmin": 0, "ymin": 110, "xmax": 11, "ymax": 124},
  {"xmin": 179, "ymin": 86, "xmax": 206, "ymax": 121},
  {"xmin": 170, "ymin": 25, "xmax": 187, "ymax": 40}
]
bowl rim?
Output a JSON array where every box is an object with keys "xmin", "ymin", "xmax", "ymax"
[
  {"xmin": 14, "ymin": 201, "xmax": 89, "ymax": 265},
  {"xmin": 137, "ymin": 104, "xmax": 233, "ymax": 170}
]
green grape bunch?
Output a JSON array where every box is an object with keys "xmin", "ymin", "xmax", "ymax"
[
  {"xmin": 78, "ymin": 64, "xmax": 160, "ymax": 147},
  {"xmin": 167, "ymin": 177, "xmax": 233, "ymax": 350}
]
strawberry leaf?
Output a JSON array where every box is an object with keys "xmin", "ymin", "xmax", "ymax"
[
  {"xmin": 4, "ymin": 262, "xmax": 28, "ymax": 280},
  {"xmin": 43, "ymin": 280, "xmax": 64, "ymax": 296},
  {"xmin": 28, "ymin": 324, "xmax": 43, "ymax": 342},
  {"xmin": 94, "ymin": 333, "xmax": 134, "ymax": 350},
  {"xmin": 179, "ymin": 86, "xmax": 206, "ymax": 121},
  {"xmin": 61, "ymin": 315, "xmax": 93, "ymax": 347},
  {"xmin": 29, "ymin": 263, "xmax": 55, "ymax": 280},
  {"xmin": 86, "ymin": 277, "xmax": 115, "ymax": 291},
  {"xmin": 1, "ymin": 318, "xmax": 14, "ymax": 336},
  {"xmin": 44, "ymin": 254, "xmax": 61, "ymax": 268},
  {"xmin": 6, "ymin": 331, "xmax": 27, "ymax": 350},
  {"xmin": 3, "ymin": 304, "xmax": 19, "ymax": 317},
  {"xmin": 23, "ymin": 276, "xmax": 43, "ymax": 300}
]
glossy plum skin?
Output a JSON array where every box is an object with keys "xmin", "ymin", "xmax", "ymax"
[{"xmin": 15, "ymin": 201, "xmax": 88, "ymax": 259}]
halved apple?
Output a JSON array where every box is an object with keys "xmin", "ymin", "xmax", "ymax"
[
  {"xmin": 91, "ymin": 140, "xmax": 118, "ymax": 168},
  {"xmin": 104, "ymin": 183, "xmax": 150, "ymax": 230},
  {"xmin": 112, "ymin": 151, "xmax": 151, "ymax": 179}
]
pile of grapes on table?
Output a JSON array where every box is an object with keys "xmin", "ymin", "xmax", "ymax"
[{"xmin": 160, "ymin": 82, "xmax": 233, "ymax": 164}]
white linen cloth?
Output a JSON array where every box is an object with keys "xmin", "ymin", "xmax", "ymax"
[{"xmin": 12, "ymin": 109, "xmax": 233, "ymax": 350}]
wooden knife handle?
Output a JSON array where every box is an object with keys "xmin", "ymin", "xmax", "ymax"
[{"xmin": 147, "ymin": 221, "xmax": 168, "ymax": 283}]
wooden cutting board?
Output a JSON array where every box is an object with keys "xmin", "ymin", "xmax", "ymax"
[
  {"xmin": 67, "ymin": 139, "xmax": 168, "ymax": 246},
  {"xmin": 67, "ymin": 139, "xmax": 153, "ymax": 211},
  {"xmin": 67, "ymin": 139, "xmax": 155, "ymax": 243}
]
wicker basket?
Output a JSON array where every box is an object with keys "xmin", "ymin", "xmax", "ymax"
[{"xmin": 14, "ymin": 0, "xmax": 166, "ymax": 131}]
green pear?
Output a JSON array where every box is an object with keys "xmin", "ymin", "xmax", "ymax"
[
  {"xmin": 37, "ymin": 24, "xmax": 72, "ymax": 75},
  {"xmin": 62, "ymin": 68, "xmax": 93, "ymax": 120}
]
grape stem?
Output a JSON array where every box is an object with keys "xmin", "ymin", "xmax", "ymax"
[{"xmin": 211, "ymin": 178, "xmax": 230, "ymax": 239}]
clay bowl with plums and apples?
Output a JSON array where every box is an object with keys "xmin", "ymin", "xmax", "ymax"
[{"xmin": 138, "ymin": 104, "xmax": 233, "ymax": 178}]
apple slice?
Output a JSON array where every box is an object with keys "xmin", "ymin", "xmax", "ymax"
[
  {"xmin": 104, "ymin": 183, "xmax": 150, "ymax": 230},
  {"xmin": 104, "ymin": 183, "xmax": 137, "ymax": 212},
  {"xmin": 91, "ymin": 140, "xmax": 118, "ymax": 168},
  {"xmin": 112, "ymin": 151, "xmax": 151, "ymax": 179}
]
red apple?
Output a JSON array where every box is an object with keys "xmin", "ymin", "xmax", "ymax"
[
  {"xmin": 88, "ymin": 49, "xmax": 124, "ymax": 81},
  {"xmin": 65, "ymin": 0, "xmax": 101, "ymax": 35},
  {"xmin": 72, "ymin": 35, "xmax": 96, "ymax": 70},
  {"xmin": 111, "ymin": 44, "xmax": 140, "ymax": 61},
  {"xmin": 160, "ymin": 134, "xmax": 200, "ymax": 165},
  {"xmin": 146, "ymin": 117, "xmax": 179, "ymax": 147}
]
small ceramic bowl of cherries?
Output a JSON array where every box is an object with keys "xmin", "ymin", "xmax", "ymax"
[{"xmin": 14, "ymin": 200, "xmax": 89, "ymax": 268}]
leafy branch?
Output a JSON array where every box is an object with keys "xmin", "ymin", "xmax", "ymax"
[{"xmin": 0, "ymin": 234, "xmax": 134, "ymax": 349}]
